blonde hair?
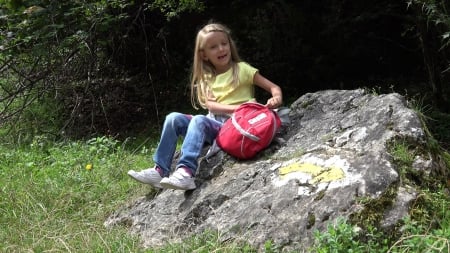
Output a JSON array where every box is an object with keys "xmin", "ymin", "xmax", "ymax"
[{"xmin": 190, "ymin": 23, "xmax": 241, "ymax": 109}]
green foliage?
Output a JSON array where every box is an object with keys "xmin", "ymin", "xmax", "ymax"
[
  {"xmin": 2, "ymin": 0, "xmax": 448, "ymax": 137},
  {"xmin": 406, "ymin": 0, "xmax": 450, "ymax": 110},
  {"xmin": 409, "ymin": 189, "xmax": 449, "ymax": 228},
  {"xmin": 443, "ymin": 150, "xmax": 450, "ymax": 170},
  {"xmin": 0, "ymin": 0, "xmax": 205, "ymax": 137},
  {"xmin": 2, "ymin": 94, "xmax": 65, "ymax": 144},
  {"xmin": 427, "ymin": 110, "xmax": 450, "ymax": 150},
  {"xmin": 311, "ymin": 218, "xmax": 389, "ymax": 253},
  {"xmin": 389, "ymin": 139, "xmax": 417, "ymax": 183},
  {"xmin": 389, "ymin": 191, "xmax": 450, "ymax": 252},
  {"xmin": 147, "ymin": 0, "xmax": 204, "ymax": 20},
  {"xmin": 0, "ymin": 0, "xmax": 134, "ymax": 135},
  {"xmin": 407, "ymin": 0, "xmax": 450, "ymax": 49},
  {"xmin": 312, "ymin": 201, "xmax": 450, "ymax": 253}
]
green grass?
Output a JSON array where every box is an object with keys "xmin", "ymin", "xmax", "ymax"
[
  {"xmin": 0, "ymin": 134, "xmax": 449, "ymax": 252},
  {"xmin": 393, "ymin": 191, "xmax": 450, "ymax": 253},
  {"xmin": 145, "ymin": 229, "xmax": 260, "ymax": 253},
  {"xmin": 0, "ymin": 135, "xmax": 264, "ymax": 252},
  {"xmin": 0, "ymin": 135, "xmax": 153, "ymax": 252}
]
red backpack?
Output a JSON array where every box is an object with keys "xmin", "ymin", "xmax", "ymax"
[{"xmin": 216, "ymin": 102, "xmax": 282, "ymax": 160}]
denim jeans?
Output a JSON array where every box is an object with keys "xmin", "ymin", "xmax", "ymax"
[{"xmin": 153, "ymin": 112, "xmax": 223, "ymax": 176}]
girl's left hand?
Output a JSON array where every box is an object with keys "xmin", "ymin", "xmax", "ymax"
[{"xmin": 266, "ymin": 96, "xmax": 282, "ymax": 109}]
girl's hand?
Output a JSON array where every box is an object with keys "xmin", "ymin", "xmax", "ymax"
[
  {"xmin": 266, "ymin": 96, "xmax": 282, "ymax": 109},
  {"xmin": 253, "ymin": 72, "xmax": 283, "ymax": 109},
  {"xmin": 206, "ymin": 100, "xmax": 239, "ymax": 115}
]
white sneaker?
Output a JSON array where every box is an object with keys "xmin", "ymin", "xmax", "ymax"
[
  {"xmin": 127, "ymin": 167, "xmax": 163, "ymax": 188},
  {"xmin": 160, "ymin": 168, "xmax": 196, "ymax": 190}
]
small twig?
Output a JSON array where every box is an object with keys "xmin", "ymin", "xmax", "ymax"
[{"xmin": 99, "ymin": 96, "xmax": 111, "ymax": 133}]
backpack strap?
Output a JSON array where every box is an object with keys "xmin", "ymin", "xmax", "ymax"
[
  {"xmin": 205, "ymin": 139, "xmax": 222, "ymax": 161},
  {"xmin": 231, "ymin": 114, "xmax": 260, "ymax": 141},
  {"xmin": 205, "ymin": 112, "xmax": 229, "ymax": 161}
]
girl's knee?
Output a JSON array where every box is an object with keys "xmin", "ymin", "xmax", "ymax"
[
  {"xmin": 164, "ymin": 113, "xmax": 193, "ymax": 132},
  {"xmin": 165, "ymin": 112, "xmax": 182, "ymax": 121},
  {"xmin": 165, "ymin": 112, "xmax": 190, "ymax": 123},
  {"xmin": 191, "ymin": 115, "xmax": 207, "ymax": 124}
]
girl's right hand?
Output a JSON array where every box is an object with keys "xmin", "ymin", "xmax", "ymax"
[{"xmin": 206, "ymin": 100, "xmax": 239, "ymax": 115}]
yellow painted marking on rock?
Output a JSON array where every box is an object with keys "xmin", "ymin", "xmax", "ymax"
[
  {"xmin": 279, "ymin": 163, "xmax": 323, "ymax": 176},
  {"xmin": 311, "ymin": 166, "xmax": 345, "ymax": 183},
  {"xmin": 279, "ymin": 162, "xmax": 345, "ymax": 183}
]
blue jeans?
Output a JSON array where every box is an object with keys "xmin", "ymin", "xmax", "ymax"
[{"xmin": 153, "ymin": 112, "xmax": 223, "ymax": 177}]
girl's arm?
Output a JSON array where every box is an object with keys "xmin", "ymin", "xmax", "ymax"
[
  {"xmin": 253, "ymin": 72, "xmax": 283, "ymax": 109},
  {"xmin": 206, "ymin": 72, "xmax": 282, "ymax": 114},
  {"xmin": 204, "ymin": 86, "xmax": 239, "ymax": 115},
  {"xmin": 205, "ymin": 100, "xmax": 239, "ymax": 115}
]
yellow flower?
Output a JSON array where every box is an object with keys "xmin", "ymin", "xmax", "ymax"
[{"xmin": 85, "ymin": 164, "xmax": 93, "ymax": 170}]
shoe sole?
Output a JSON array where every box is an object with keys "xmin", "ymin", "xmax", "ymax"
[
  {"xmin": 160, "ymin": 181, "xmax": 196, "ymax": 190},
  {"xmin": 127, "ymin": 171, "xmax": 163, "ymax": 189}
]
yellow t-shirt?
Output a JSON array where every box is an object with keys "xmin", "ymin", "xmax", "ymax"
[{"xmin": 209, "ymin": 62, "xmax": 258, "ymax": 105}]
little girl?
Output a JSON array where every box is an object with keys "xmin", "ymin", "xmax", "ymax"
[{"xmin": 128, "ymin": 22, "xmax": 283, "ymax": 190}]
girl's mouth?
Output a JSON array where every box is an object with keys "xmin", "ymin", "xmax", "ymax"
[{"xmin": 218, "ymin": 54, "xmax": 227, "ymax": 60}]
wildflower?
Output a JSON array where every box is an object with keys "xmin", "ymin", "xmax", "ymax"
[{"xmin": 85, "ymin": 164, "xmax": 93, "ymax": 170}]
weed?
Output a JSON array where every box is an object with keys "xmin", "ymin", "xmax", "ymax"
[
  {"xmin": 311, "ymin": 217, "xmax": 381, "ymax": 253},
  {"xmin": 349, "ymin": 183, "xmax": 397, "ymax": 229},
  {"xmin": 388, "ymin": 191, "xmax": 450, "ymax": 252},
  {"xmin": 388, "ymin": 139, "xmax": 417, "ymax": 184},
  {"xmin": 300, "ymin": 99, "xmax": 315, "ymax": 109}
]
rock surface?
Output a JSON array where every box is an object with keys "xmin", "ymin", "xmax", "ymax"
[{"xmin": 105, "ymin": 89, "xmax": 435, "ymax": 250}]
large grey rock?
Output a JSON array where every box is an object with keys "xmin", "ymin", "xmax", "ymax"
[{"xmin": 105, "ymin": 89, "xmax": 435, "ymax": 250}]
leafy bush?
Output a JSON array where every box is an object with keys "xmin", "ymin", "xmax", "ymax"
[
  {"xmin": 406, "ymin": 0, "xmax": 450, "ymax": 110},
  {"xmin": 389, "ymin": 191, "xmax": 450, "ymax": 252},
  {"xmin": 1, "ymin": 1, "xmax": 133, "ymax": 135},
  {"xmin": 0, "ymin": 0, "xmax": 204, "ymax": 138},
  {"xmin": 311, "ymin": 218, "xmax": 389, "ymax": 253},
  {"xmin": 311, "ymin": 205, "xmax": 449, "ymax": 253}
]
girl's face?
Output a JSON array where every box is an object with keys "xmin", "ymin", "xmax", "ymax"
[{"xmin": 201, "ymin": 31, "xmax": 231, "ymax": 74}]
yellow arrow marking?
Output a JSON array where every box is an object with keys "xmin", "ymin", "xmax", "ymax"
[{"xmin": 279, "ymin": 162, "xmax": 345, "ymax": 183}]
